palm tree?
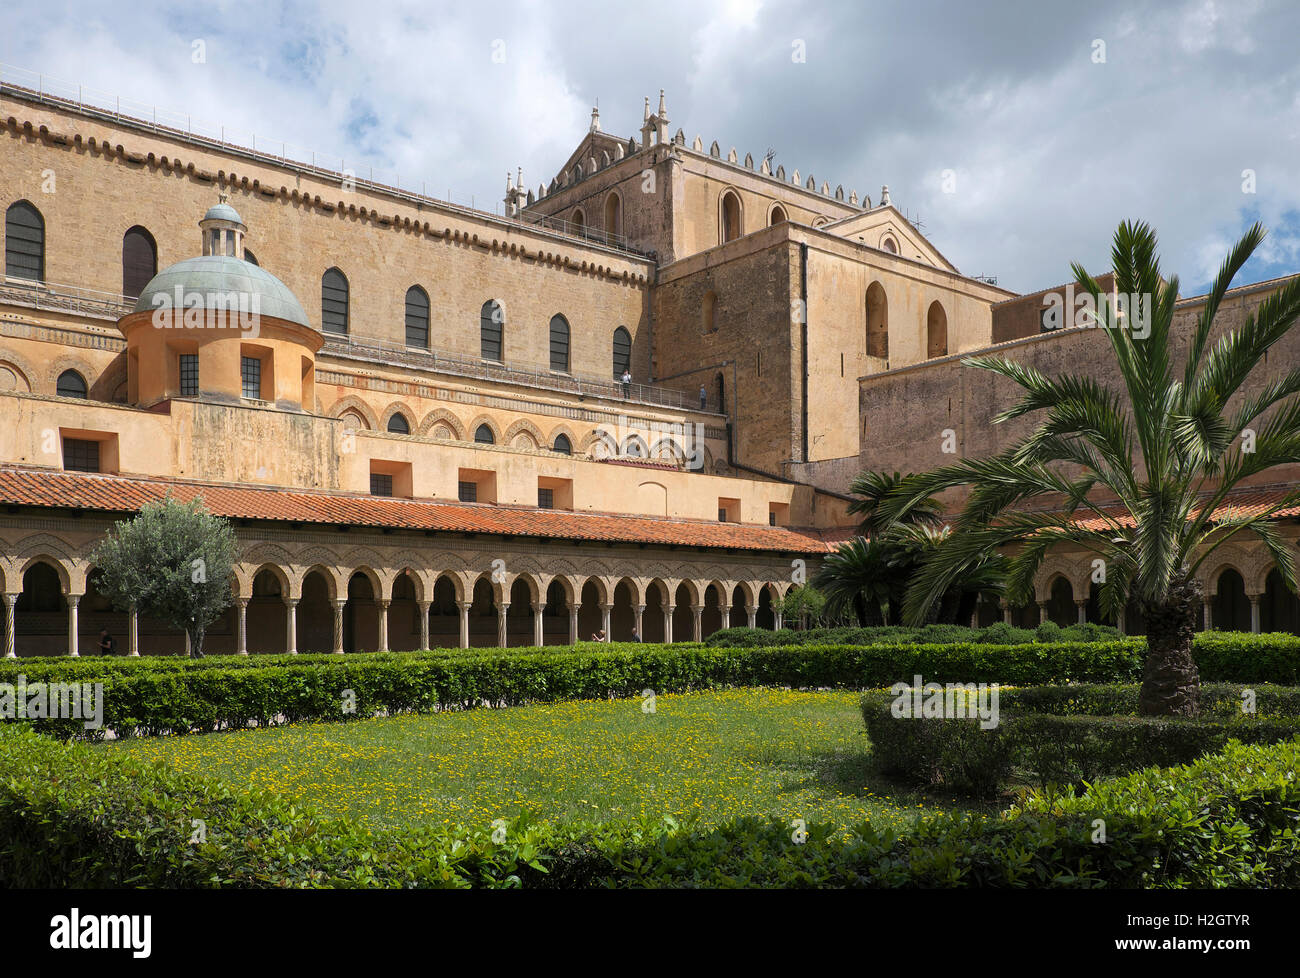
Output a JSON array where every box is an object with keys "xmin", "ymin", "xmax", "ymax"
[
  {"xmin": 878, "ymin": 221, "xmax": 1300, "ymax": 716},
  {"xmin": 848, "ymin": 470, "xmax": 943, "ymax": 535},
  {"xmin": 813, "ymin": 536, "xmax": 900, "ymax": 625}
]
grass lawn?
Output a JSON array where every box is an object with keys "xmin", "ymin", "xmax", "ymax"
[{"xmin": 100, "ymin": 688, "xmax": 982, "ymax": 832}]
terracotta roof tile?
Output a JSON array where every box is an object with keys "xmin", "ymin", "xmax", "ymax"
[{"xmin": 0, "ymin": 467, "xmax": 837, "ymax": 554}]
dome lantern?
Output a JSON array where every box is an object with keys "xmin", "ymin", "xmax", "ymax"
[{"xmin": 199, "ymin": 192, "xmax": 248, "ymax": 258}]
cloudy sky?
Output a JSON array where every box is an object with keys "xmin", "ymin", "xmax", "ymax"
[{"xmin": 4, "ymin": 0, "xmax": 1297, "ymax": 294}]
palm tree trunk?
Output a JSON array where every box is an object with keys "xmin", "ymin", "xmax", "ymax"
[{"xmin": 1139, "ymin": 578, "xmax": 1201, "ymax": 716}]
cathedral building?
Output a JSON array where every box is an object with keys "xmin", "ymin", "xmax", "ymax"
[{"xmin": 2, "ymin": 77, "xmax": 1294, "ymax": 655}]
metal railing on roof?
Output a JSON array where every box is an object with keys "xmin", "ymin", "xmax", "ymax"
[
  {"xmin": 0, "ymin": 275, "xmax": 133, "ymax": 319},
  {"xmin": 322, "ymin": 334, "xmax": 700, "ymax": 412},
  {"xmin": 0, "ymin": 63, "xmax": 651, "ymax": 258}
]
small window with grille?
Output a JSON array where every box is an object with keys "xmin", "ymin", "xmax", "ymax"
[
  {"xmin": 538, "ymin": 488, "xmax": 554, "ymax": 509},
  {"xmin": 63, "ymin": 438, "xmax": 100, "ymax": 473},
  {"xmin": 370, "ymin": 473, "xmax": 393, "ymax": 497},
  {"xmin": 241, "ymin": 356, "xmax": 262, "ymax": 400},
  {"xmin": 179, "ymin": 354, "xmax": 199, "ymax": 396},
  {"xmin": 458, "ymin": 481, "xmax": 478, "ymax": 503}
]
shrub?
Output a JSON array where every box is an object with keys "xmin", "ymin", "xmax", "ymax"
[
  {"xmin": 862, "ymin": 683, "xmax": 1300, "ymax": 795},
  {"xmin": 1035, "ymin": 621, "xmax": 1062, "ymax": 642},
  {"xmin": 5, "ymin": 726, "xmax": 1297, "ymax": 888}
]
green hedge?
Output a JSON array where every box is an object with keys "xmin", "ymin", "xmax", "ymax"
[
  {"xmin": 7, "ymin": 634, "xmax": 1300, "ymax": 740},
  {"xmin": 704, "ymin": 621, "xmax": 1122, "ymax": 647},
  {"xmin": 3, "ymin": 726, "xmax": 1297, "ymax": 888},
  {"xmin": 862, "ymin": 683, "xmax": 1300, "ymax": 795},
  {"xmin": 9, "ymin": 640, "xmax": 1155, "ymax": 740}
]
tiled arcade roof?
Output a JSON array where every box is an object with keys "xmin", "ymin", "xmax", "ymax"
[{"xmin": 0, "ymin": 467, "xmax": 838, "ymax": 554}]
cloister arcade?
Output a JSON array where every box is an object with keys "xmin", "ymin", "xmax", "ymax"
[
  {"xmin": 0, "ymin": 532, "xmax": 792, "ymax": 657},
  {"xmin": 971, "ymin": 547, "xmax": 1300, "ymax": 635}
]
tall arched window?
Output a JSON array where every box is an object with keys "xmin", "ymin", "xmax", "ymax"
[
  {"xmin": 571, "ymin": 208, "xmax": 585, "ymax": 233},
  {"xmin": 926, "ymin": 300, "xmax": 948, "ymax": 359},
  {"xmin": 481, "ymin": 300, "xmax": 504, "ymax": 361},
  {"xmin": 321, "ymin": 268, "xmax": 349, "ymax": 335},
  {"xmin": 714, "ymin": 372, "xmax": 726, "ymax": 414},
  {"xmin": 122, "ymin": 226, "xmax": 157, "ymax": 300},
  {"xmin": 474, "ymin": 423, "xmax": 495, "ymax": 445},
  {"xmin": 604, "ymin": 192, "xmax": 623, "ymax": 238},
  {"xmin": 769, "ymin": 205, "xmax": 787, "ymax": 226},
  {"xmin": 387, "ymin": 413, "xmax": 410, "ymax": 434},
  {"xmin": 552, "ymin": 433, "xmax": 572, "ymax": 455},
  {"xmin": 5, "ymin": 200, "xmax": 45, "ymax": 281},
  {"xmin": 56, "ymin": 369, "xmax": 87, "ymax": 398},
  {"xmin": 720, "ymin": 191, "xmax": 742, "ymax": 243},
  {"xmin": 404, "ymin": 286, "xmax": 429, "ymax": 348},
  {"xmin": 612, "ymin": 326, "xmax": 632, "ymax": 378},
  {"xmin": 549, "ymin": 315, "xmax": 570, "ymax": 372},
  {"xmin": 866, "ymin": 281, "xmax": 889, "ymax": 359}
]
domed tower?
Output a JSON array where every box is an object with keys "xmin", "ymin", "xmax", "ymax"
[{"xmin": 116, "ymin": 198, "xmax": 321, "ymax": 411}]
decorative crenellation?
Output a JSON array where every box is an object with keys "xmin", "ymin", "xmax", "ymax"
[{"xmin": 518, "ymin": 91, "xmax": 873, "ymax": 211}]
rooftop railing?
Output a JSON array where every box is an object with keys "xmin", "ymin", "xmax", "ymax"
[{"xmin": 0, "ymin": 275, "xmax": 133, "ymax": 320}]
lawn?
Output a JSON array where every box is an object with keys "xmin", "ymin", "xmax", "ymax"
[{"xmin": 100, "ymin": 688, "xmax": 980, "ymax": 832}]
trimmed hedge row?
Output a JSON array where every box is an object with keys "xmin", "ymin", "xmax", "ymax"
[
  {"xmin": 704, "ymin": 622, "xmax": 1122, "ymax": 647},
  {"xmin": 11, "ymin": 641, "xmax": 1154, "ymax": 740},
  {"xmin": 3, "ymin": 726, "xmax": 1297, "ymax": 888},
  {"xmin": 862, "ymin": 684, "xmax": 1300, "ymax": 796},
  {"xmin": 4, "ymin": 630, "xmax": 1297, "ymax": 686}
]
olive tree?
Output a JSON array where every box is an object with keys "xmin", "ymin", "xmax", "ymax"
[{"xmin": 90, "ymin": 495, "xmax": 238, "ymax": 657}]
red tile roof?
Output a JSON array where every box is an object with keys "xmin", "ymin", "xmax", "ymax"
[
  {"xmin": 0, "ymin": 467, "xmax": 838, "ymax": 554},
  {"xmin": 1021, "ymin": 484, "xmax": 1300, "ymax": 532}
]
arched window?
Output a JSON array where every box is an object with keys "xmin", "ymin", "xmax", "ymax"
[
  {"xmin": 882, "ymin": 236, "xmax": 898, "ymax": 254},
  {"xmin": 926, "ymin": 300, "xmax": 948, "ymax": 359},
  {"xmin": 321, "ymin": 268, "xmax": 349, "ymax": 335},
  {"xmin": 571, "ymin": 208, "xmax": 585, "ymax": 233},
  {"xmin": 474, "ymin": 423, "xmax": 495, "ymax": 445},
  {"xmin": 244, "ymin": 249, "xmax": 259, "ymax": 267},
  {"xmin": 404, "ymin": 286, "xmax": 429, "ymax": 348},
  {"xmin": 714, "ymin": 372, "xmax": 725, "ymax": 414},
  {"xmin": 121, "ymin": 226, "xmax": 157, "ymax": 300},
  {"xmin": 552, "ymin": 433, "xmax": 572, "ymax": 455},
  {"xmin": 56, "ymin": 369, "xmax": 87, "ymax": 399},
  {"xmin": 549, "ymin": 314, "xmax": 570, "ymax": 372},
  {"xmin": 5, "ymin": 200, "xmax": 44, "ymax": 281},
  {"xmin": 769, "ymin": 205, "xmax": 787, "ymax": 226},
  {"xmin": 481, "ymin": 300, "xmax": 503, "ymax": 361},
  {"xmin": 720, "ymin": 191, "xmax": 742, "ymax": 243},
  {"xmin": 702, "ymin": 291, "xmax": 719, "ymax": 333},
  {"xmin": 866, "ymin": 281, "xmax": 889, "ymax": 359},
  {"xmin": 604, "ymin": 192, "xmax": 623, "ymax": 237},
  {"xmin": 612, "ymin": 326, "xmax": 632, "ymax": 378},
  {"xmin": 387, "ymin": 413, "xmax": 410, "ymax": 435}
]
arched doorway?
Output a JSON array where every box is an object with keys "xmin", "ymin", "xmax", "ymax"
[
  {"xmin": 1261, "ymin": 568, "xmax": 1300, "ymax": 634},
  {"xmin": 1212, "ymin": 568, "xmax": 1250, "ymax": 631},
  {"xmin": 1046, "ymin": 576, "xmax": 1075, "ymax": 627}
]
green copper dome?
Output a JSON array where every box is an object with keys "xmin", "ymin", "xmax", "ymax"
[
  {"xmin": 202, "ymin": 202, "xmax": 244, "ymax": 225},
  {"xmin": 133, "ymin": 256, "xmax": 311, "ymax": 328}
]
